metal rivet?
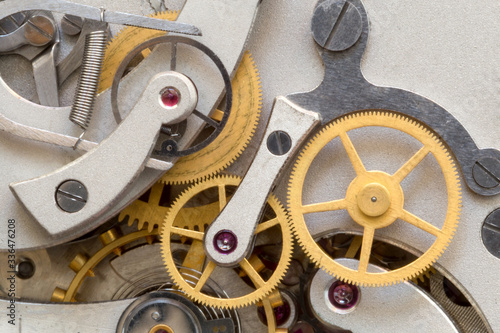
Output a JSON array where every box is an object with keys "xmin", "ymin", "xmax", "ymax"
[
  {"xmin": 311, "ymin": 0, "xmax": 363, "ymax": 52},
  {"xmin": 151, "ymin": 311, "xmax": 160, "ymax": 321},
  {"xmin": 473, "ymin": 157, "xmax": 500, "ymax": 189},
  {"xmin": 24, "ymin": 15, "xmax": 55, "ymax": 47},
  {"xmin": 60, "ymin": 14, "xmax": 84, "ymax": 36},
  {"xmin": 16, "ymin": 258, "xmax": 35, "ymax": 279},
  {"xmin": 56, "ymin": 180, "xmax": 88, "ymax": 213},
  {"xmin": 482, "ymin": 208, "xmax": 500, "ymax": 259},
  {"xmin": 267, "ymin": 131, "xmax": 292, "ymax": 156}
]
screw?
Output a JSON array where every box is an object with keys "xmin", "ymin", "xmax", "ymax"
[
  {"xmin": 60, "ymin": 14, "xmax": 84, "ymax": 36},
  {"xmin": 482, "ymin": 208, "xmax": 500, "ymax": 259},
  {"xmin": 267, "ymin": 131, "xmax": 292, "ymax": 156},
  {"xmin": 214, "ymin": 230, "xmax": 238, "ymax": 254},
  {"xmin": 24, "ymin": 15, "xmax": 55, "ymax": 47},
  {"xmin": 151, "ymin": 311, "xmax": 161, "ymax": 321},
  {"xmin": 16, "ymin": 258, "xmax": 35, "ymax": 279},
  {"xmin": 473, "ymin": 156, "xmax": 500, "ymax": 189},
  {"xmin": 0, "ymin": 13, "xmax": 27, "ymax": 35},
  {"xmin": 311, "ymin": 0, "xmax": 363, "ymax": 52},
  {"xmin": 56, "ymin": 180, "xmax": 88, "ymax": 213}
]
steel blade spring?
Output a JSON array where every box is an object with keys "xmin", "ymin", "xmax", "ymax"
[{"xmin": 69, "ymin": 30, "xmax": 107, "ymax": 130}]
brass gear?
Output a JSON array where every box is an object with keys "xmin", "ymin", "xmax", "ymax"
[
  {"xmin": 288, "ymin": 111, "xmax": 461, "ymax": 287},
  {"xmin": 118, "ymin": 182, "xmax": 170, "ymax": 232},
  {"xmin": 51, "ymin": 227, "xmax": 158, "ymax": 302},
  {"xmin": 99, "ymin": 11, "xmax": 262, "ymax": 183},
  {"xmin": 161, "ymin": 175, "xmax": 293, "ymax": 309}
]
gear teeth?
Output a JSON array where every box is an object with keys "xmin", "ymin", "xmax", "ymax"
[
  {"xmin": 161, "ymin": 51, "xmax": 262, "ymax": 184},
  {"xmin": 160, "ymin": 175, "xmax": 293, "ymax": 309},
  {"xmin": 288, "ymin": 111, "xmax": 461, "ymax": 287}
]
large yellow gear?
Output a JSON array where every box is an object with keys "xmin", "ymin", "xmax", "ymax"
[
  {"xmin": 99, "ymin": 11, "xmax": 262, "ymax": 184},
  {"xmin": 161, "ymin": 175, "xmax": 293, "ymax": 309},
  {"xmin": 288, "ymin": 111, "xmax": 461, "ymax": 287}
]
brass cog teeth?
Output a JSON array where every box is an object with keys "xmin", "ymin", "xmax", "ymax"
[
  {"xmin": 161, "ymin": 174, "xmax": 292, "ymax": 309},
  {"xmin": 288, "ymin": 111, "xmax": 461, "ymax": 287},
  {"xmin": 161, "ymin": 51, "xmax": 262, "ymax": 184}
]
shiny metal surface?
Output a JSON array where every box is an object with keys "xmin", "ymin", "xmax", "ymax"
[
  {"xmin": 308, "ymin": 259, "xmax": 459, "ymax": 332},
  {"xmin": 204, "ymin": 97, "xmax": 320, "ymax": 266},
  {"xmin": 0, "ymin": 0, "xmax": 258, "ymax": 250},
  {"xmin": 10, "ymin": 71, "xmax": 197, "ymax": 236},
  {"xmin": 0, "ymin": 0, "xmax": 499, "ymax": 332}
]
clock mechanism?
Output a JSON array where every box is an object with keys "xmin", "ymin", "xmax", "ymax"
[{"xmin": 0, "ymin": 0, "xmax": 499, "ymax": 332}]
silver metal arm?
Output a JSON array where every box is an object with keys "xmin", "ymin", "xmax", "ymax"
[
  {"xmin": 10, "ymin": 71, "xmax": 197, "ymax": 237},
  {"xmin": 0, "ymin": 0, "xmax": 202, "ymax": 36},
  {"xmin": 204, "ymin": 96, "xmax": 321, "ymax": 266}
]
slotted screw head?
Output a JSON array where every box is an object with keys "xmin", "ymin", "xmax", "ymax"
[
  {"xmin": 312, "ymin": 0, "xmax": 363, "ymax": 52},
  {"xmin": 482, "ymin": 208, "xmax": 500, "ymax": 259},
  {"xmin": 24, "ymin": 15, "xmax": 55, "ymax": 47},
  {"xmin": 56, "ymin": 180, "xmax": 88, "ymax": 213},
  {"xmin": 473, "ymin": 156, "xmax": 500, "ymax": 189},
  {"xmin": 267, "ymin": 131, "xmax": 292, "ymax": 156}
]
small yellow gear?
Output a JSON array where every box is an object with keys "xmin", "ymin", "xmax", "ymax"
[
  {"xmin": 161, "ymin": 175, "xmax": 293, "ymax": 309},
  {"xmin": 51, "ymin": 227, "xmax": 158, "ymax": 302},
  {"xmin": 118, "ymin": 182, "xmax": 169, "ymax": 232},
  {"xmin": 288, "ymin": 111, "xmax": 461, "ymax": 287},
  {"xmin": 99, "ymin": 11, "xmax": 262, "ymax": 184}
]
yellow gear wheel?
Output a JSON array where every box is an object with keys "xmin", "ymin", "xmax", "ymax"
[
  {"xmin": 99, "ymin": 11, "xmax": 262, "ymax": 183},
  {"xmin": 161, "ymin": 175, "xmax": 293, "ymax": 309},
  {"xmin": 51, "ymin": 227, "xmax": 158, "ymax": 302},
  {"xmin": 118, "ymin": 181, "xmax": 169, "ymax": 232},
  {"xmin": 288, "ymin": 111, "xmax": 461, "ymax": 287}
]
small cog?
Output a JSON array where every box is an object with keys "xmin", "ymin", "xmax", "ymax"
[
  {"xmin": 161, "ymin": 175, "xmax": 293, "ymax": 309},
  {"xmin": 100, "ymin": 12, "xmax": 262, "ymax": 183},
  {"xmin": 288, "ymin": 111, "xmax": 461, "ymax": 287}
]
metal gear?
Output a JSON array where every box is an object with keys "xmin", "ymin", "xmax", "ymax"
[
  {"xmin": 100, "ymin": 11, "xmax": 262, "ymax": 183},
  {"xmin": 161, "ymin": 175, "xmax": 293, "ymax": 309},
  {"xmin": 118, "ymin": 181, "xmax": 170, "ymax": 232},
  {"xmin": 288, "ymin": 111, "xmax": 461, "ymax": 287}
]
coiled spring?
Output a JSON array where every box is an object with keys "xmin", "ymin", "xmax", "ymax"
[{"xmin": 69, "ymin": 30, "xmax": 107, "ymax": 130}]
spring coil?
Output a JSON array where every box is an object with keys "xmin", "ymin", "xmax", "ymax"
[{"xmin": 69, "ymin": 30, "xmax": 108, "ymax": 130}]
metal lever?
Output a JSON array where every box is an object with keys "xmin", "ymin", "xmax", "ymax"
[
  {"xmin": 10, "ymin": 71, "xmax": 197, "ymax": 236},
  {"xmin": 204, "ymin": 97, "xmax": 321, "ymax": 266},
  {"xmin": 0, "ymin": 0, "xmax": 202, "ymax": 36}
]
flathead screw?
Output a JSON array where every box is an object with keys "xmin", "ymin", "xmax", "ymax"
[
  {"xmin": 473, "ymin": 157, "xmax": 500, "ymax": 189},
  {"xmin": 312, "ymin": 0, "xmax": 363, "ymax": 52},
  {"xmin": 267, "ymin": 131, "xmax": 292, "ymax": 156},
  {"xmin": 24, "ymin": 15, "xmax": 55, "ymax": 47},
  {"xmin": 482, "ymin": 208, "xmax": 500, "ymax": 259},
  {"xmin": 61, "ymin": 14, "xmax": 84, "ymax": 36},
  {"xmin": 56, "ymin": 180, "xmax": 88, "ymax": 213}
]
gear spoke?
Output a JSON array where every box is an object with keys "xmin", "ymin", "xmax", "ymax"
[
  {"xmin": 161, "ymin": 175, "xmax": 292, "ymax": 309},
  {"xmin": 400, "ymin": 210, "xmax": 443, "ymax": 237},
  {"xmin": 255, "ymin": 217, "xmax": 280, "ymax": 234},
  {"xmin": 240, "ymin": 258, "xmax": 266, "ymax": 289},
  {"xmin": 193, "ymin": 109, "xmax": 220, "ymax": 128},
  {"xmin": 218, "ymin": 184, "xmax": 227, "ymax": 211},
  {"xmin": 288, "ymin": 111, "xmax": 461, "ymax": 286},
  {"xmin": 194, "ymin": 260, "xmax": 217, "ymax": 292},
  {"xmin": 339, "ymin": 131, "xmax": 366, "ymax": 176},
  {"xmin": 392, "ymin": 146, "xmax": 430, "ymax": 183},
  {"xmin": 301, "ymin": 199, "xmax": 347, "ymax": 214},
  {"xmin": 358, "ymin": 226, "xmax": 375, "ymax": 273},
  {"xmin": 181, "ymin": 240, "xmax": 206, "ymax": 272},
  {"xmin": 170, "ymin": 226, "xmax": 205, "ymax": 241},
  {"xmin": 170, "ymin": 41, "xmax": 177, "ymax": 71}
]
